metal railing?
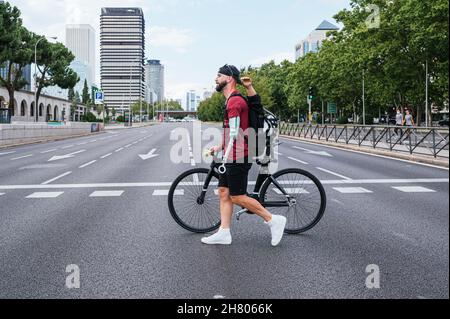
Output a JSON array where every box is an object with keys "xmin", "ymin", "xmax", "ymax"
[{"xmin": 279, "ymin": 123, "xmax": 449, "ymax": 159}]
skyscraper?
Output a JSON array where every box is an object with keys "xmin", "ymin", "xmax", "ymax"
[
  {"xmin": 295, "ymin": 20, "xmax": 339, "ymax": 60},
  {"xmin": 144, "ymin": 59, "xmax": 164, "ymax": 105},
  {"xmin": 65, "ymin": 24, "xmax": 96, "ymax": 94},
  {"xmin": 100, "ymin": 8, "xmax": 145, "ymax": 112}
]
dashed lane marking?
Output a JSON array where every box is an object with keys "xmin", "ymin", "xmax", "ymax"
[
  {"xmin": 89, "ymin": 190, "xmax": 124, "ymax": 197},
  {"xmin": 316, "ymin": 167, "xmax": 352, "ymax": 180},
  {"xmin": 79, "ymin": 160, "xmax": 97, "ymax": 168},
  {"xmin": 26, "ymin": 192, "xmax": 64, "ymax": 198},
  {"xmin": 333, "ymin": 187, "xmax": 373, "ymax": 194},
  {"xmin": 392, "ymin": 186, "xmax": 437, "ymax": 193},
  {"xmin": 41, "ymin": 171, "xmax": 72, "ymax": 185}
]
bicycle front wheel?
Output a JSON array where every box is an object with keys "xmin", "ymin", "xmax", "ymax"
[
  {"xmin": 259, "ymin": 168, "xmax": 326, "ymax": 234},
  {"xmin": 168, "ymin": 168, "xmax": 221, "ymax": 233}
]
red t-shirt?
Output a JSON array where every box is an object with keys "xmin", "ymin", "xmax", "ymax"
[{"xmin": 223, "ymin": 91, "xmax": 249, "ymax": 161}]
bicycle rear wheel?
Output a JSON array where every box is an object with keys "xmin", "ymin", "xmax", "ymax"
[
  {"xmin": 168, "ymin": 168, "xmax": 221, "ymax": 233},
  {"xmin": 259, "ymin": 168, "xmax": 326, "ymax": 234}
]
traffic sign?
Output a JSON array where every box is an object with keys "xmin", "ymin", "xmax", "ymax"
[
  {"xmin": 327, "ymin": 102, "xmax": 337, "ymax": 114},
  {"xmin": 94, "ymin": 91, "xmax": 104, "ymax": 105}
]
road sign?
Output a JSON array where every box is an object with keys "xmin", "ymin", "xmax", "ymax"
[
  {"xmin": 327, "ymin": 102, "xmax": 337, "ymax": 114},
  {"xmin": 94, "ymin": 91, "xmax": 104, "ymax": 105}
]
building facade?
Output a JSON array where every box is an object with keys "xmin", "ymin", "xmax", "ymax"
[
  {"xmin": 186, "ymin": 90, "xmax": 201, "ymax": 112},
  {"xmin": 65, "ymin": 24, "xmax": 96, "ymax": 94},
  {"xmin": 295, "ymin": 20, "xmax": 339, "ymax": 60},
  {"xmin": 144, "ymin": 59, "xmax": 164, "ymax": 105},
  {"xmin": 100, "ymin": 7, "xmax": 145, "ymax": 112}
]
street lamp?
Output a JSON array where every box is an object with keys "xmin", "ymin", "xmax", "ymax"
[
  {"xmin": 34, "ymin": 36, "xmax": 57, "ymax": 122},
  {"xmin": 128, "ymin": 56, "xmax": 147, "ymax": 126}
]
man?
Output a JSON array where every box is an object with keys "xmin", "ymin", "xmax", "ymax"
[
  {"xmin": 201, "ymin": 64, "xmax": 287, "ymax": 246},
  {"xmin": 394, "ymin": 108, "xmax": 403, "ymax": 136}
]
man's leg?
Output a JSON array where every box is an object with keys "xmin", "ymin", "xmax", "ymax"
[
  {"xmin": 218, "ymin": 187, "xmax": 234, "ymax": 229},
  {"xmin": 201, "ymin": 187, "xmax": 234, "ymax": 245},
  {"xmin": 229, "ymin": 195, "xmax": 271, "ymax": 222}
]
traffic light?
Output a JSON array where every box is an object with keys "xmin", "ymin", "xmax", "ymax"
[{"xmin": 308, "ymin": 87, "xmax": 314, "ymax": 100}]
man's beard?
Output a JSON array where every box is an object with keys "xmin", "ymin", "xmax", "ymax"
[{"xmin": 215, "ymin": 81, "xmax": 227, "ymax": 92}]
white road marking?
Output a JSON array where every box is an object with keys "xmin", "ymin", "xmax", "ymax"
[
  {"xmin": 0, "ymin": 178, "xmax": 447, "ymax": 190},
  {"xmin": 41, "ymin": 171, "xmax": 72, "ymax": 185},
  {"xmin": 287, "ymin": 157, "xmax": 309, "ymax": 165},
  {"xmin": 139, "ymin": 148, "xmax": 159, "ymax": 160},
  {"xmin": 0, "ymin": 193, "xmax": 5, "ymax": 196},
  {"xmin": 333, "ymin": 187, "xmax": 373, "ymax": 194},
  {"xmin": 10, "ymin": 154, "xmax": 33, "ymax": 161},
  {"xmin": 89, "ymin": 190, "xmax": 124, "ymax": 197},
  {"xmin": 62, "ymin": 145, "xmax": 75, "ymax": 149},
  {"xmin": 0, "ymin": 151, "xmax": 16, "ymax": 156},
  {"xmin": 79, "ymin": 160, "xmax": 97, "ymax": 168},
  {"xmin": 275, "ymin": 152, "xmax": 283, "ymax": 156},
  {"xmin": 77, "ymin": 142, "xmax": 88, "ymax": 145},
  {"xmin": 186, "ymin": 131, "xmax": 196, "ymax": 166},
  {"xmin": 293, "ymin": 146, "xmax": 333, "ymax": 157},
  {"xmin": 280, "ymin": 136, "xmax": 449, "ymax": 171},
  {"xmin": 316, "ymin": 167, "xmax": 352, "ymax": 180},
  {"xmin": 153, "ymin": 189, "xmax": 184, "ymax": 196},
  {"xmin": 26, "ymin": 192, "xmax": 64, "ymax": 198},
  {"xmin": 40, "ymin": 149, "xmax": 57, "ymax": 154},
  {"xmin": 273, "ymin": 187, "xmax": 309, "ymax": 195},
  {"xmin": 392, "ymin": 186, "xmax": 436, "ymax": 193},
  {"xmin": 125, "ymin": 144, "xmax": 132, "ymax": 148},
  {"xmin": 100, "ymin": 153, "xmax": 113, "ymax": 159},
  {"xmin": 48, "ymin": 150, "xmax": 86, "ymax": 162},
  {"xmin": 115, "ymin": 147, "xmax": 124, "ymax": 152}
]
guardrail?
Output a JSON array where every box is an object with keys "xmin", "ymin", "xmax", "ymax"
[{"xmin": 279, "ymin": 123, "xmax": 449, "ymax": 159}]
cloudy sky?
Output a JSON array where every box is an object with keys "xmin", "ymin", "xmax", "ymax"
[{"xmin": 9, "ymin": 0, "xmax": 350, "ymax": 100}]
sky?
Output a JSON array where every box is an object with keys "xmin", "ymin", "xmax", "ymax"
[{"xmin": 9, "ymin": 0, "xmax": 351, "ymax": 101}]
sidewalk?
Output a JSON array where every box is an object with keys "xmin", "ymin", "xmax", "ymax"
[{"xmin": 280, "ymin": 134, "xmax": 449, "ymax": 168}]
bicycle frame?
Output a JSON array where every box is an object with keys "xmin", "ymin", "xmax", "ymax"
[{"xmin": 197, "ymin": 160, "xmax": 294, "ymax": 220}]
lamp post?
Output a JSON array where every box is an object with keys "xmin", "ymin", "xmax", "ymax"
[
  {"xmin": 128, "ymin": 56, "xmax": 146, "ymax": 126},
  {"xmin": 34, "ymin": 36, "xmax": 57, "ymax": 122}
]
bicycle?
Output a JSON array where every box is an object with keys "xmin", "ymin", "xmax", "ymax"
[{"xmin": 168, "ymin": 155, "xmax": 326, "ymax": 234}]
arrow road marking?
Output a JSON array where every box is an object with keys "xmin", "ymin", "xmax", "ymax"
[
  {"xmin": 48, "ymin": 150, "xmax": 86, "ymax": 162},
  {"xmin": 293, "ymin": 146, "xmax": 333, "ymax": 157},
  {"xmin": 139, "ymin": 148, "xmax": 159, "ymax": 160}
]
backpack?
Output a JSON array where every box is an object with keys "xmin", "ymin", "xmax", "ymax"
[{"xmin": 224, "ymin": 93, "xmax": 279, "ymax": 161}]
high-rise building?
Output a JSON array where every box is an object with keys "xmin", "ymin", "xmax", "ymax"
[
  {"xmin": 186, "ymin": 90, "xmax": 200, "ymax": 112},
  {"xmin": 65, "ymin": 24, "xmax": 96, "ymax": 94},
  {"xmin": 295, "ymin": 20, "xmax": 339, "ymax": 60},
  {"xmin": 0, "ymin": 63, "xmax": 32, "ymax": 91},
  {"xmin": 144, "ymin": 59, "xmax": 164, "ymax": 105},
  {"xmin": 100, "ymin": 8, "xmax": 145, "ymax": 111}
]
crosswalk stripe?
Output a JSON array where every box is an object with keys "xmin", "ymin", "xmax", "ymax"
[
  {"xmin": 26, "ymin": 192, "xmax": 64, "ymax": 198},
  {"xmin": 392, "ymin": 186, "xmax": 436, "ymax": 193},
  {"xmin": 89, "ymin": 191, "xmax": 124, "ymax": 197},
  {"xmin": 0, "ymin": 193, "xmax": 5, "ymax": 196},
  {"xmin": 153, "ymin": 189, "xmax": 184, "ymax": 196},
  {"xmin": 333, "ymin": 187, "xmax": 373, "ymax": 194}
]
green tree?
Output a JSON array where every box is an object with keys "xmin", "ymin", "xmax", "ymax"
[
  {"xmin": 34, "ymin": 39, "xmax": 79, "ymax": 116},
  {"xmin": 0, "ymin": 3, "xmax": 34, "ymax": 115},
  {"xmin": 82, "ymin": 79, "xmax": 90, "ymax": 104}
]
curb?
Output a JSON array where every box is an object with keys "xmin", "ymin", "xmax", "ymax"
[
  {"xmin": 0, "ymin": 131, "xmax": 106, "ymax": 150},
  {"xmin": 280, "ymin": 134, "xmax": 449, "ymax": 168}
]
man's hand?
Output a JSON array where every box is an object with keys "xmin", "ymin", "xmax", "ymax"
[
  {"xmin": 206, "ymin": 145, "xmax": 222, "ymax": 156},
  {"xmin": 241, "ymin": 76, "xmax": 253, "ymax": 89}
]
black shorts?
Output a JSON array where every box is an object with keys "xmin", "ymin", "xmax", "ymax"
[{"xmin": 218, "ymin": 162, "xmax": 253, "ymax": 196}]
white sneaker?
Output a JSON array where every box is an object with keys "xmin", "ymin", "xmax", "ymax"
[
  {"xmin": 201, "ymin": 228, "xmax": 232, "ymax": 245},
  {"xmin": 266, "ymin": 215, "xmax": 287, "ymax": 246}
]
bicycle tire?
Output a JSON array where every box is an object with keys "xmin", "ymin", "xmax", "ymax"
[
  {"xmin": 259, "ymin": 168, "xmax": 326, "ymax": 234},
  {"xmin": 168, "ymin": 168, "xmax": 221, "ymax": 233}
]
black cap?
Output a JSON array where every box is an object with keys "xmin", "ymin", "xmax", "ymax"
[{"xmin": 218, "ymin": 64, "xmax": 242, "ymax": 85}]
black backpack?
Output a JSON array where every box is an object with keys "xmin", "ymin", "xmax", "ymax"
[{"xmin": 224, "ymin": 93, "xmax": 278, "ymax": 160}]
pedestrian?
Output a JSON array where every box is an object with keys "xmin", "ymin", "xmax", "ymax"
[
  {"xmin": 394, "ymin": 108, "xmax": 403, "ymax": 136},
  {"xmin": 202, "ymin": 64, "xmax": 287, "ymax": 246},
  {"xmin": 403, "ymin": 108, "xmax": 415, "ymax": 138}
]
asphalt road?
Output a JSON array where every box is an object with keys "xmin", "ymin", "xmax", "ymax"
[{"xmin": 0, "ymin": 121, "xmax": 448, "ymax": 299}]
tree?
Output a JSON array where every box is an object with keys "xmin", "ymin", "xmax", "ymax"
[
  {"xmin": 82, "ymin": 79, "xmax": 90, "ymax": 104},
  {"xmin": 0, "ymin": 3, "xmax": 34, "ymax": 116},
  {"xmin": 68, "ymin": 87, "xmax": 75, "ymax": 102},
  {"xmin": 34, "ymin": 39, "xmax": 79, "ymax": 119}
]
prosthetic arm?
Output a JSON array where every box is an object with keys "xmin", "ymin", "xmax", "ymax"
[{"xmin": 218, "ymin": 116, "xmax": 240, "ymax": 174}]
